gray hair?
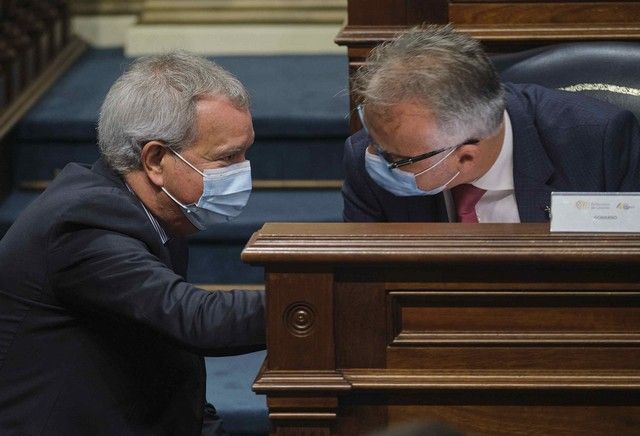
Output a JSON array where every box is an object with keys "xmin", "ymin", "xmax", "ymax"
[
  {"xmin": 353, "ymin": 24, "xmax": 504, "ymax": 144},
  {"xmin": 98, "ymin": 51, "xmax": 250, "ymax": 174}
]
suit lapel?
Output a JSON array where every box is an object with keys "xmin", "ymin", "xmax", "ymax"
[
  {"xmin": 402, "ymin": 195, "xmax": 448, "ymax": 222},
  {"xmin": 506, "ymin": 86, "xmax": 554, "ymax": 223},
  {"xmin": 92, "ymin": 158, "xmax": 189, "ymax": 273},
  {"xmin": 166, "ymin": 237, "xmax": 189, "ymax": 278}
]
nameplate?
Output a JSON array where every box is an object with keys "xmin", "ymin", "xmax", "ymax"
[{"xmin": 550, "ymin": 192, "xmax": 640, "ymax": 232}]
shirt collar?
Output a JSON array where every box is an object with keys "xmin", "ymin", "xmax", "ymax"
[{"xmin": 473, "ymin": 110, "xmax": 514, "ymax": 191}]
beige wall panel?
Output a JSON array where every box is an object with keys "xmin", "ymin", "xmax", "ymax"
[
  {"xmin": 125, "ymin": 24, "xmax": 346, "ymax": 56},
  {"xmin": 70, "ymin": 0, "xmax": 144, "ymax": 15},
  {"xmin": 72, "ymin": 15, "xmax": 137, "ymax": 47}
]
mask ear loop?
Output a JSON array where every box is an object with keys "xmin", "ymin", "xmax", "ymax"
[
  {"xmin": 161, "ymin": 187, "xmax": 191, "ymax": 208},
  {"xmin": 162, "ymin": 148, "xmax": 204, "ymax": 207},
  {"xmin": 166, "ymin": 147, "xmax": 205, "ymax": 177},
  {"xmin": 414, "ymin": 145, "xmax": 459, "ymax": 177},
  {"xmin": 442, "ymin": 171, "xmax": 460, "ymax": 190}
]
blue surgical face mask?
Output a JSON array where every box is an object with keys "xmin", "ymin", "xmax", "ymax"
[
  {"xmin": 162, "ymin": 149, "xmax": 252, "ymax": 230},
  {"xmin": 365, "ymin": 146, "xmax": 459, "ymax": 196}
]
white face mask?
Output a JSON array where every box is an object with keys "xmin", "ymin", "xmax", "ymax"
[
  {"xmin": 365, "ymin": 146, "xmax": 459, "ymax": 196},
  {"xmin": 162, "ymin": 149, "xmax": 252, "ymax": 230}
]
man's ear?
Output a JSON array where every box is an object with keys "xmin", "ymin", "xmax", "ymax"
[
  {"xmin": 454, "ymin": 143, "xmax": 480, "ymax": 172},
  {"xmin": 140, "ymin": 141, "xmax": 170, "ymax": 187}
]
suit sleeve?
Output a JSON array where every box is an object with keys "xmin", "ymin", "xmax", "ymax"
[
  {"xmin": 342, "ymin": 134, "xmax": 386, "ymax": 222},
  {"xmin": 602, "ymin": 109, "xmax": 640, "ymax": 191},
  {"xmin": 47, "ymin": 226, "xmax": 265, "ymax": 355}
]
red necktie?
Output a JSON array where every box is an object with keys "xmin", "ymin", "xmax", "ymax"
[{"xmin": 451, "ymin": 184, "xmax": 486, "ymax": 223}]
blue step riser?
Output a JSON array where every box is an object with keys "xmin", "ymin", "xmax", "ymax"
[
  {"xmin": 14, "ymin": 50, "xmax": 349, "ymax": 144},
  {"xmin": 187, "ymin": 243, "xmax": 263, "ymax": 284},
  {"xmin": 11, "ymin": 137, "xmax": 345, "ymax": 185}
]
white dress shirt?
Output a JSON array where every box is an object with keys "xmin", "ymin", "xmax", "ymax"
[{"xmin": 445, "ymin": 110, "xmax": 521, "ymax": 223}]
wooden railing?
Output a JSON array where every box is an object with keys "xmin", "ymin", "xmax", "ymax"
[
  {"xmin": 0, "ymin": 0, "xmax": 86, "ymax": 135},
  {"xmin": 1, "ymin": 0, "xmax": 69, "ymax": 107},
  {"xmin": 0, "ymin": 0, "xmax": 86, "ymax": 197}
]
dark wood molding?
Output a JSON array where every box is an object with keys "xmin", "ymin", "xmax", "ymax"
[
  {"xmin": 341, "ymin": 368, "xmax": 640, "ymax": 390},
  {"xmin": 253, "ymin": 367, "xmax": 351, "ymax": 393},
  {"xmin": 336, "ymin": 24, "xmax": 640, "ymax": 47},
  {"xmin": 242, "ymin": 222, "xmax": 640, "ymax": 265}
]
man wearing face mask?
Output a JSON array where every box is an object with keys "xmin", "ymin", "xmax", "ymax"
[
  {"xmin": 0, "ymin": 52, "xmax": 264, "ymax": 435},
  {"xmin": 343, "ymin": 25, "xmax": 640, "ymax": 223}
]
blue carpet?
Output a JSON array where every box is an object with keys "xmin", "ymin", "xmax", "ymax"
[
  {"xmin": 11, "ymin": 49, "xmax": 349, "ymax": 185},
  {"xmin": 205, "ymin": 351, "xmax": 268, "ymax": 435},
  {"xmin": 14, "ymin": 49, "xmax": 349, "ymax": 142},
  {"xmin": 11, "ymin": 136, "xmax": 345, "ymax": 185}
]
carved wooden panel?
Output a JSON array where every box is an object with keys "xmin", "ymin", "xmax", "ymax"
[
  {"xmin": 243, "ymin": 223, "xmax": 640, "ymax": 435},
  {"xmin": 346, "ymin": 0, "xmax": 406, "ymax": 26},
  {"xmin": 450, "ymin": 2, "xmax": 640, "ymax": 25},
  {"xmin": 390, "ymin": 291, "xmax": 640, "ymax": 346},
  {"xmin": 266, "ymin": 271, "xmax": 336, "ymax": 371},
  {"xmin": 334, "ymin": 274, "xmax": 388, "ymax": 368},
  {"xmin": 386, "ymin": 399, "xmax": 640, "ymax": 436}
]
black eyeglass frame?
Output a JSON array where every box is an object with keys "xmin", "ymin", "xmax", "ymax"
[{"xmin": 356, "ymin": 104, "xmax": 479, "ymax": 170}]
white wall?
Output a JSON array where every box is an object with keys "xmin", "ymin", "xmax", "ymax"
[{"xmin": 72, "ymin": 16, "xmax": 345, "ymax": 55}]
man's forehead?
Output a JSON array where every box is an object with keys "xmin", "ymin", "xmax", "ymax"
[
  {"xmin": 367, "ymin": 100, "xmax": 433, "ymax": 120},
  {"xmin": 188, "ymin": 99, "xmax": 254, "ymax": 160},
  {"xmin": 366, "ymin": 101, "xmax": 441, "ymax": 146},
  {"xmin": 368, "ymin": 102, "xmax": 436, "ymax": 133}
]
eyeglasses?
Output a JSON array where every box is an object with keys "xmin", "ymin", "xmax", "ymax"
[{"xmin": 356, "ymin": 104, "xmax": 479, "ymax": 170}]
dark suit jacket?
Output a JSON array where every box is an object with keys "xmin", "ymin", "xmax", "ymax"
[
  {"xmin": 343, "ymin": 83, "xmax": 640, "ymax": 222},
  {"xmin": 0, "ymin": 158, "xmax": 265, "ymax": 435}
]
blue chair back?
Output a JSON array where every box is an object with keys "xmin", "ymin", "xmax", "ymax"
[{"xmin": 496, "ymin": 42, "xmax": 640, "ymax": 120}]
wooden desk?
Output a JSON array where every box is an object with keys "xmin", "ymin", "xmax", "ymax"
[{"xmin": 242, "ymin": 223, "xmax": 640, "ymax": 435}]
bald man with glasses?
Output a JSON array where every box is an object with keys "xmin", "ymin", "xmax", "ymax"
[{"xmin": 342, "ymin": 25, "xmax": 640, "ymax": 224}]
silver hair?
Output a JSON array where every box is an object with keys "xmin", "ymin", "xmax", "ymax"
[
  {"xmin": 98, "ymin": 51, "xmax": 250, "ymax": 174},
  {"xmin": 353, "ymin": 24, "xmax": 505, "ymax": 144}
]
